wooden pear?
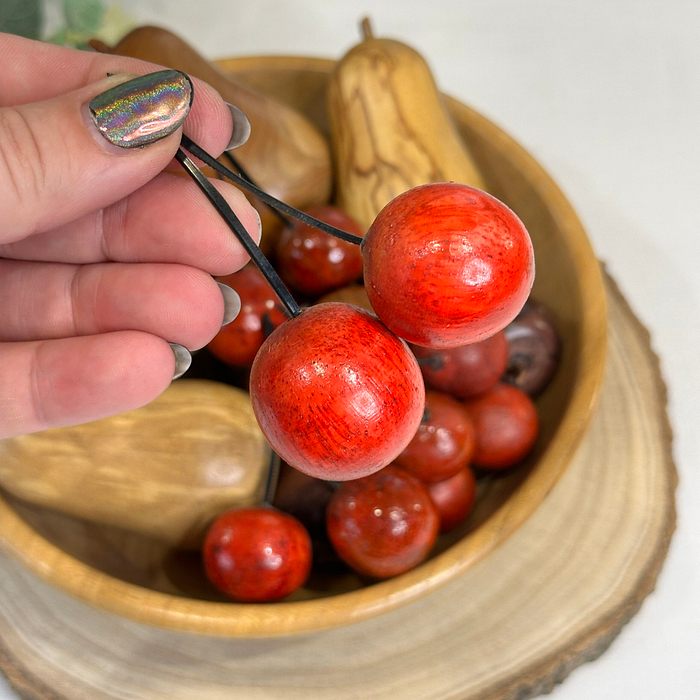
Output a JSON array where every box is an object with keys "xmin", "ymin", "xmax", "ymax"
[
  {"xmin": 0, "ymin": 380, "xmax": 271, "ymax": 548},
  {"xmin": 328, "ymin": 19, "xmax": 485, "ymax": 231}
]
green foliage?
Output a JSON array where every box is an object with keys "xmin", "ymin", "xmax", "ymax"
[
  {"xmin": 63, "ymin": 0, "xmax": 106, "ymax": 34},
  {"xmin": 0, "ymin": 0, "xmax": 43, "ymax": 39}
]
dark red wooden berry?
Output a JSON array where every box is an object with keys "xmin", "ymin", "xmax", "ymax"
[
  {"xmin": 276, "ymin": 205, "xmax": 364, "ymax": 298},
  {"xmin": 326, "ymin": 465, "xmax": 439, "ymax": 578},
  {"xmin": 463, "ymin": 382, "xmax": 539, "ymax": 469},
  {"xmin": 203, "ymin": 508, "xmax": 312, "ymax": 602},
  {"xmin": 362, "ymin": 183, "xmax": 535, "ymax": 348},
  {"xmin": 394, "ymin": 391, "xmax": 476, "ymax": 482},
  {"xmin": 428, "ymin": 467, "xmax": 477, "ymax": 532},
  {"xmin": 503, "ymin": 300, "xmax": 561, "ymax": 396},
  {"xmin": 250, "ymin": 303, "xmax": 425, "ymax": 480},
  {"xmin": 272, "ymin": 463, "xmax": 342, "ymax": 568},
  {"xmin": 207, "ymin": 266, "xmax": 287, "ymax": 367},
  {"xmin": 411, "ymin": 331, "xmax": 508, "ymax": 399}
]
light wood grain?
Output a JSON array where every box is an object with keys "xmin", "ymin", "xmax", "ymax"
[
  {"xmin": 0, "ymin": 56, "xmax": 607, "ymax": 637},
  {"xmin": 0, "ymin": 276, "xmax": 675, "ymax": 700},
  {"xmin": 0, "ymin": 380, "xmax": 270, "ymax": 548},
  {"xmin": 327, "ymin": 21, "xmax": 485, "ymax": 230}
]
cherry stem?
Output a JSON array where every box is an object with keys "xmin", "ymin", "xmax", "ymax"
[
  {"xmin": 175, "ymin": 149, "xmax": 302, "ymax": 319},
  {"xmin": 221, "ymin": 151, "xmax": 292, "ymax": 230},
  {"xmin": 181, "ymin": 136, "xmax": 364, "ymax": 246},
  {"xmin": 263, "ymin": 451, "xmax": 282, "ymax": 505}
]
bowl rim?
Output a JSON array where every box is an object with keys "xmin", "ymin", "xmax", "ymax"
[{"xmin": 0, "ymin": 55, "xmax": 607, "ymax": 637}]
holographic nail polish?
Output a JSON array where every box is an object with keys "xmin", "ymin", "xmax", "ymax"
[{"xmin": 89, "ymin": 70, "xmax": 193, "ymax": 148}]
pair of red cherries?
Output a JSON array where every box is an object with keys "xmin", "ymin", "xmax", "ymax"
[{"xmin": 251, "ymin": 182, "xmax": 535, "ymax": 481}]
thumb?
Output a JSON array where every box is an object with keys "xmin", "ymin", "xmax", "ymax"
[{"xmin": 0, "ymin": 70, "xmax": 193, "ymax": 243}]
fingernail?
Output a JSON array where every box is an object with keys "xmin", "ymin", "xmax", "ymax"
[
  {"xmin": 89, "ymin": 70, "xmax": 193, "ymax": 149},
  {"xmin": 225, "ymin": 102, "xmax": 251, "ymax": 150},
  {"xmin": 169, "ymin": 343, "xmax": 192, "ymax": 380},
  {"xmin": 253, "ymin": 207, "xmax": 263, "ymax": 240},
  {"xmin": 217, "ymin": 281, "xmax": 241, "ymax": 325}
]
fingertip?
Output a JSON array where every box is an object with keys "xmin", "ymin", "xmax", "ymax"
[{"xmin": 183, "ymin": 79, "xmax": 234, "ymax": 156}]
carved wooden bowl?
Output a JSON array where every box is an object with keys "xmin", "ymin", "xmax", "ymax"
[{"xmin": 0, "ymin": 56, "xmax": 607, "ymax": 637}]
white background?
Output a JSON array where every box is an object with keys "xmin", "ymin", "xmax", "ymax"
[{"xmin": 2, "ymin": 1, "xmax": 699, "ymax": 697}]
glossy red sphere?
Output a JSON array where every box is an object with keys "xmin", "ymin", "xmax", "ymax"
[
  {"xmin": 362, "ymin": 183, "xmax": 535, "ymax": 348},
  {"xmin": 394, "ymin": 391, "xmax": 476, "ymax": 482},
  {"xmin": 428, "ymin": 467, "xmax": 477, "ymax": 532},
  {"xmin": 276, "ymin": 205, "xmax": 364, "ymax": 297},
  {"xmin": 203, "ymin": 508, "xmax": 312, "ymax": 602},
  {"xmin": 208, "ymin": 266, "xmax": 288, "ymax": 367},
  {"xmin": 250, "ymin": 303, "xmax": 425, "ymax": 480},
  {"xmin": 412, "ymin": 331, "xmax": 509, "ymax": 399},
  {"xmin": 463, "ymin": 382, "xmax": 539, "ymax": 469},
  {"xmin": 326, "ymin": 465, "xmax": 439, "ymax": 578}
]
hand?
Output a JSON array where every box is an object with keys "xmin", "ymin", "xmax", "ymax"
[{"xmin": 0, "ymin": 33, "xmax": 261, "ymax": 439}]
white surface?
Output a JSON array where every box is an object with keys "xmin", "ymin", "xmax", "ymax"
[{"xmin": 1, "ymin": 1, "xmax": 698, "ymax": 697}]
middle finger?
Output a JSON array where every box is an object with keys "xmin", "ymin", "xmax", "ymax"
[{"xmin": 0, "ymin": 172, "xmax": 261, "ymax": 275}]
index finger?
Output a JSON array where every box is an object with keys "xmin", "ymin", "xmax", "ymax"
[{"xmin": 0, "ymin": 33, "xmax": 232, "ymax": 156}]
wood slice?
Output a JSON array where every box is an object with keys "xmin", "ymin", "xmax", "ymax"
[{"xmin": 0, "ymin": 273, "xmax": 676, "ymax": 700}]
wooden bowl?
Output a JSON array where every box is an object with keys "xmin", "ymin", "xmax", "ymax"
[{"xmin": 0, "ymin": 56, "xmax": 607, "ymax": 637}]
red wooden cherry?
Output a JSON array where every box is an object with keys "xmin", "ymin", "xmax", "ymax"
[
  {"xmin": 463, "ymin": 382, "xmax": 539, "ymax": 469},
  {"xmin": 362, "ymin": 183, "xmax": 535, "ymax": 348},
  {"xmin": 326, "ymin": 465, "xmax": 439, "ymax": 578},
  {"xmin": 250, "ymin": 303, "xmax": 425, "ymax": 480},
  {"xmin": 207, "ymin": 266, "xmax": 287, "ymax": 367},
  {"xmin": 411, "ymin": 331, "xmax": 509, "ymax": 399},
  {"xmin": 393, "ymin": 391, "xmax": 476, "ymax": 482},
  {"xmin": 428, "ymin": 467, "xmax": 477, "ymax": 532},
  {"xmin": 203, "ymin": 507, "xmax": 312, "ymax": 602},
  {"xmin": 276, "ymin": 205, "xmax": 364, "ymax": 298}
]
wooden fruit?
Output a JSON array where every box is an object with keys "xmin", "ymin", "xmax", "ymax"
[
  {"xmin": 318, "ymin": 284, "xmax": 373, "ymax": 312},
  {"xmin": 427, "ymin": 467, "xmax": 477, "ymax": 532},
  {"xmin": 99, "ymin": 26, "xmax": 332, "ymax": 254},
  {"xmin": 276, "ymin": 205, "xmax": 364, "ymax": 298},
  {"xmin": 393, "ymin": 391, "xmax": 476, "ymax": 482},
  {"xmin": 203, "ymin": 508, "xmax": 312, "ymax": 602},
  {"xmin": 463, "ymin": 382, "xmax": 539, "ymax": 469},
  {"xmin": 0, "ymin": 380, "xmax": 270, "ymax": 547},
  {"xmin": 249, "ymin": 303, "xmax": 425, "ymax": 480},
  {"xmin": 503, "ymin": 300, "xmax": 561, "ymax": 396},
  {"xmin": 362, "ymin": 183, "xmax": 535, "ymax": 347},
  {"xmin": 327, "ymin": 19, "xmax": 485, "ymax": 231},
  {"xmin": 326, "ymin": 465, "xmax": 439, "ymax": 578},
  {"xmin": 411, "ymin": 332, "xmax": 509, "ymax": 399},
  {"xmin": 208, "ymin": 265, "xmax": 288, "ymax": 368}
]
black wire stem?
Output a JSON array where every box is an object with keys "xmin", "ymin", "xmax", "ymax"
[
  {"xmin": 181, "ymin": 135, "xmax": 364, "ymax": 246},
  {"xmin": 221, "ymin": 151, "xmax": 292, "ymax": 229},
  {"xmin": 175, "ymin": 149, "xmax": 302, "ymax": 319}
]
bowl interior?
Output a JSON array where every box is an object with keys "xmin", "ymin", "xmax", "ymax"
[{"xmin": 0, "ymin": 57, "xmax": 607, "ymax": 635}]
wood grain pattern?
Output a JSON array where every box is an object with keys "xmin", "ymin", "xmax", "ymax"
[
  {"xmin": 327, "ymin": 25, "xmax": 485, "ymax": 230},
  {"xmin": 0, "ymin": 56, "xmax": 607, "ymax": 637},
  {"xmin": 0, "ymin": 275, "xmax": 676, "ymax": 700},
  {"xmin": 0, "ymin": 380, "xmax": 270, "ymax": 548}
]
